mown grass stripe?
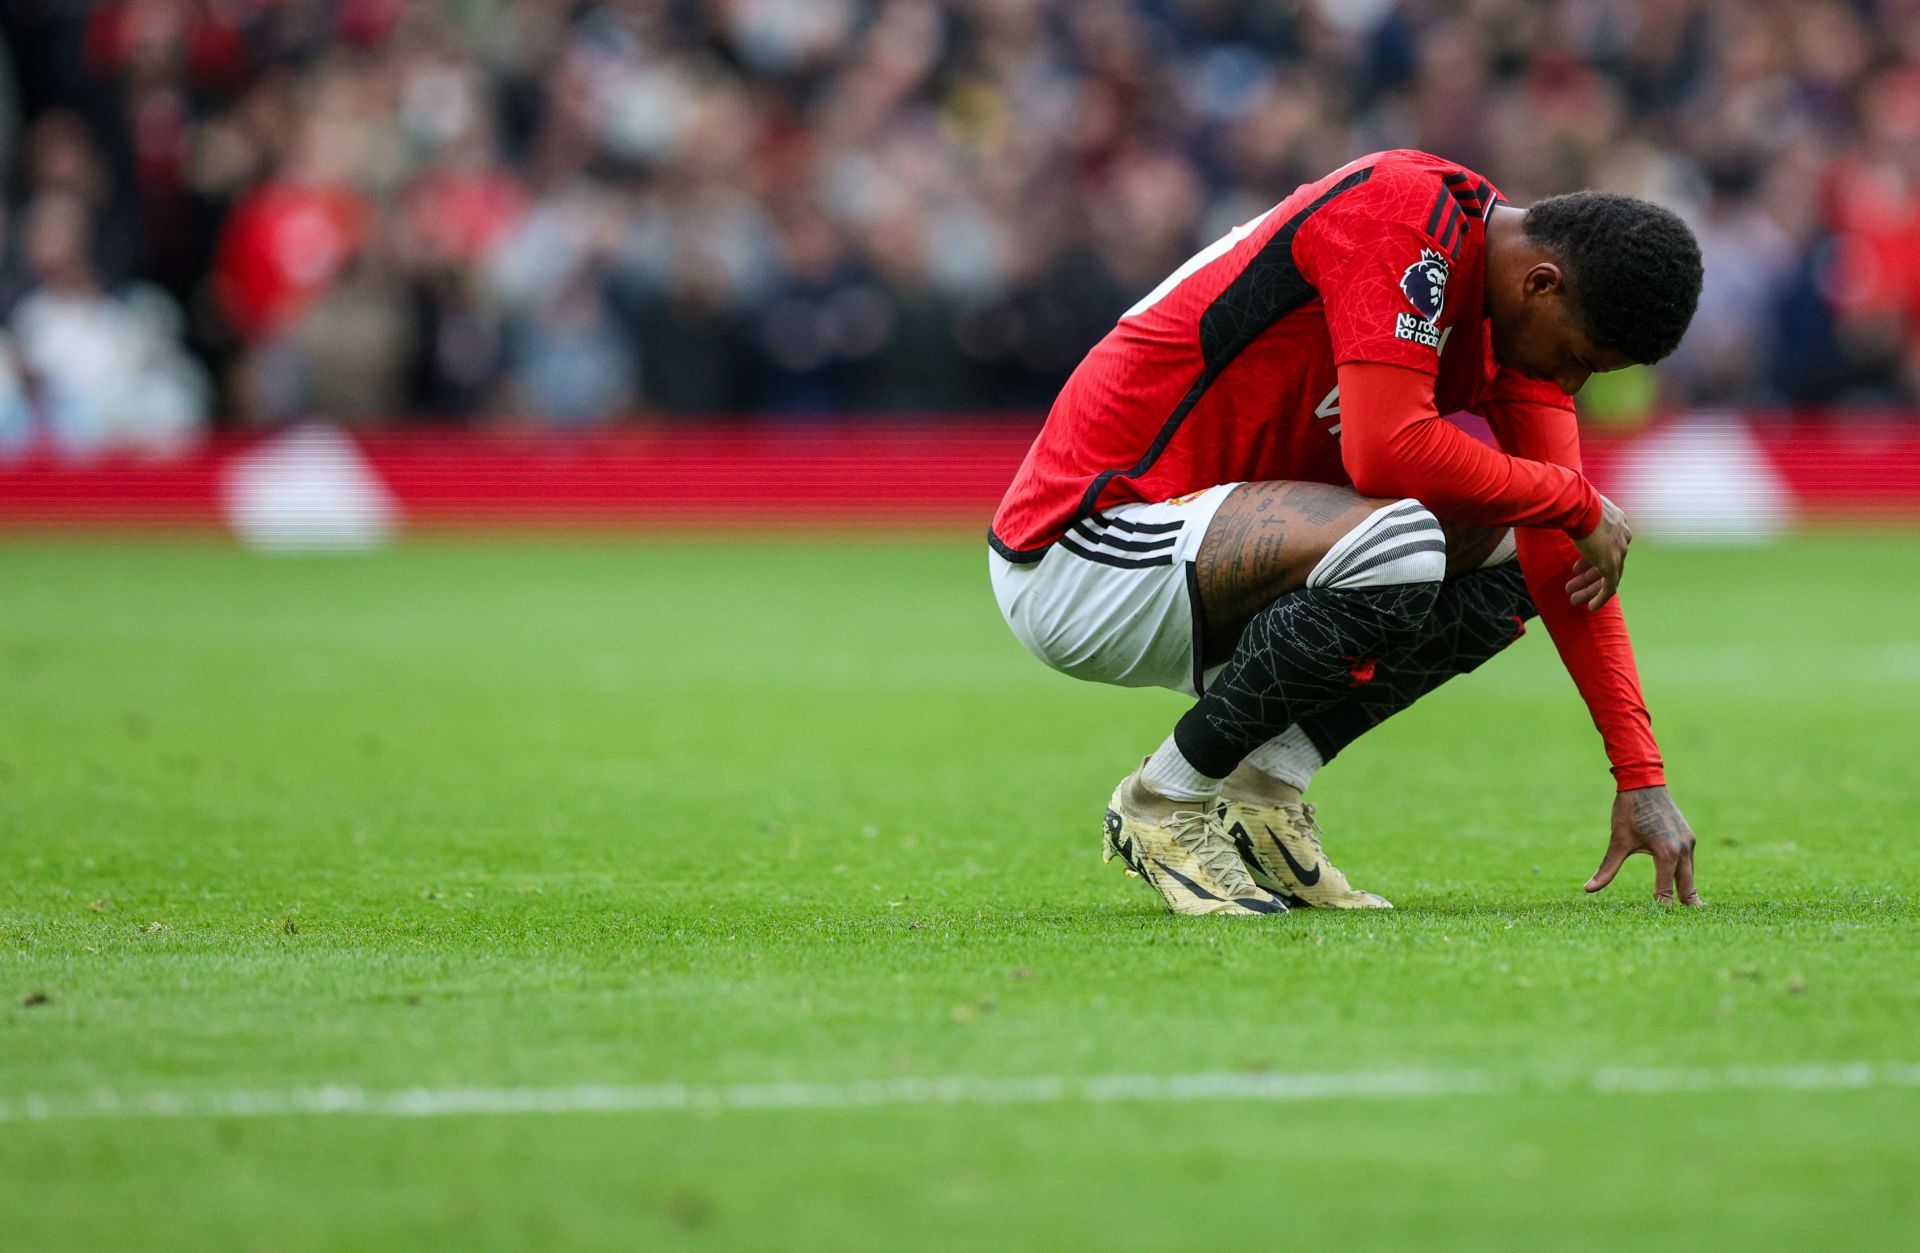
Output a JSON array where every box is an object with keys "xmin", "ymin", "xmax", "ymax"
[{"xmin": 4, "ymin": 1062, "xmax": 1916, "ymax": 1124}]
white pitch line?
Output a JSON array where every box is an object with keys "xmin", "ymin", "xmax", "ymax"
[{"xmin": 4, "ymin": 1062, "xmax": 1918, "ymax": 1125}]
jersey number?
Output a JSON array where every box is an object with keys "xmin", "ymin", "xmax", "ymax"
[{"xmin": 1315, "ymin": 386, "xmax": 1341, "ymax": 437}]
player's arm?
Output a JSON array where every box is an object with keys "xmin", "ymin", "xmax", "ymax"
[
  {"xmin": 1337, "ymin": 361, "xmax": 1635, "ymax": 606},
  {"xmin": 1482, "ymin": 375, "xmax": 1699, "ymax": 905},
  {"xmin": 1335, "ymin": 360, "xmax": 1603, "ymax": 531}
]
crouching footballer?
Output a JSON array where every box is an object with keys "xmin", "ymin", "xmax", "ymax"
[{"xmin": 988, "ymin": 149, "xmax": 1706, "ymax": 916}]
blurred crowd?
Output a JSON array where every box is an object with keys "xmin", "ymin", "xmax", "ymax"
[{"xmin": 3, "ymin": 0, "xmax": 1920, "ymax": 453}]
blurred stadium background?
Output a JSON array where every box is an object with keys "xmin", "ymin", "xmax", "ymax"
[
  {"xmin": 0, "ymin": 0, "xmax": 1917, "ymax": 535},
  {"xmin": 8, "ymin": 7, "xmax": 1920, "ymax": 1246}
]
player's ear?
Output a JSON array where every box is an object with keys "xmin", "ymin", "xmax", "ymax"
[{"xmin": 1522, "ymin": 261, "xmax": 1565, "ymax": 299}]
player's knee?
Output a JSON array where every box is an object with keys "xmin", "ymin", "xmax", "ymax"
[{"xmin": 1306, "ymin": 499, "xmax": 1447, "ymax": 596}]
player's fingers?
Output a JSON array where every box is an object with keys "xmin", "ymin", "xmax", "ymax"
[
  {"xmin": 1584, "ymin": 838, "xmax": 1631, "ymax": 893},
  {"xmin": 1652, "ymin": 844, "xmax": 1677, "ymax": 904},
  {"xmin": 1676, "ymin": 842, "xmax": 1701, "ymax": 906},
  {"xmin": 1591, "ymin": 567, "xmax": 1621, "ymax": 610}
]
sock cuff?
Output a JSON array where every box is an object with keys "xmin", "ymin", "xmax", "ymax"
[
  {"xmin": 1297, "ymin": 718, "xmax": 1342, "ymax": 766},
  {"xmin": 1142, "ymin": 731, "xmax": 1223, "ymax": 801},
  {"xmin": 1170, "ymin": 715, "xmax": 1242, "ymax": 783},
  {"xmin": 1244, "ymin": 725, "xmax": 1325, "ymax": 792}
]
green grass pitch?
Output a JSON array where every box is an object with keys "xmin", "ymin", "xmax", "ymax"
[{"xmin": 3, "ymin": 532, "xmax": 1917, "ymax": 1250}]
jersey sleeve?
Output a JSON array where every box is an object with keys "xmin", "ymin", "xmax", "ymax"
[
  {"xmin": 1336, "ymin": 361, "xmax": 1604, "ymax": 532},
  {"xmin": 1292, "ymin": 172, "xmax": 1460, "ymax": 374},
  {"xmin": 1480, "ymin": 371, "xmax": 1666, "ymax": 791}
]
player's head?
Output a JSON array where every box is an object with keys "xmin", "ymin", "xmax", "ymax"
[{"xmin": 1489, "ymin": 191, "xmax": 1703, "ymax": 394}]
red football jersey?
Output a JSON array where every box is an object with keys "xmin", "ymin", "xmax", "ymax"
[
  {"xmin": 992, "ymin": 149, "xmax": 1662, "ymax": 789},
  {"xmin": 991, "ymin": 149, "xmax": 1598, "ymax": 556}
]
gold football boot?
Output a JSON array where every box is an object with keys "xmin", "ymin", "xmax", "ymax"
[
  {"xmin": 1216, "ymin": 763, "xmax": 1392, "ymax": 908},
  {"xmin": 1101, "ymin": 770, "xmax": 1289, "ymax": 917}
]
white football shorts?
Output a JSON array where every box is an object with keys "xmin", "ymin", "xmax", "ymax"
[{"xmin": 988, "ymin": 483, "xmax": 1240, "ymax": 697}]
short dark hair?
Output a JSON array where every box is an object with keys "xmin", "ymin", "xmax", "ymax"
[{"xmin": 1522, "ymin": 191, "xmax": 1703, "ymax": 364}]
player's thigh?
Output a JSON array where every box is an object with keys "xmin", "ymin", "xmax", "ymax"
[
  {"xmin": 1193, "ymin": 481, "xmax": 1391, "ymax": 657},
  {"xmin": 1194, "ymin": 482, "xmax": 1508, "ymax": 662}
]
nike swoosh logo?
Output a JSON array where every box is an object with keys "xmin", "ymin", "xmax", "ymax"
[
  {"xmin": 1263, "ymin": 822, "xmax": 1321, "ymax": 887},
  {"xmin": 1151, "ymin": 858, "xmax": 1222, "ymax": 901},
  {"xmin": 1151, "ymin": 858, "xmax": 1286, "ymax": 914}
]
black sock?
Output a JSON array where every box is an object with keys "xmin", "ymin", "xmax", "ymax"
[
  {"xmin": 1172, "ymin": 579, "xmax": 1442, "ymax": 779},
  {"xmin": 1298, "ymin": 562, "xmax": 1535, "ymax": 763}
]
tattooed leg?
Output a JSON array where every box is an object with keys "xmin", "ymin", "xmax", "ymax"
[{"xmin": 1192, "ymin": 480, "xmax": 1403, "ymax": 662}]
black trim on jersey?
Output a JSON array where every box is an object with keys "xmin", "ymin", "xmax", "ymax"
[
  {"xmin": 1067, "ymin": 521, "xmax": 1178, "ymax": 554},
  {"xmin": 1424, "ymin": 186, "xmax": 1449, "ymax": 238},
  {"xmin": 1057, "ymin": 533, "xmax": 1175, "ymax": 569},
  {"xmin": 1068, "ymin": 164, "xmax": 1377, "ymax": 525},
  {"xmin": 988, "ymin": 528, "xmax": 1047, "ymax": 563},
  {"xmin": 1195, "ymin": 167, "xmax": 1377, "ymax": 369},
  {"xmin": 1437, "ymin": 199, "xmax": 1464, "ymax": 253},
  {"xmin": 1442, "ymin": 171, "xmax": 1495, "ymax": 220}
]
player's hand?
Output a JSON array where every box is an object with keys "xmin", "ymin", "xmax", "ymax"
[
  {"xmin": 1567, "ymin": 494, "xmax": 1631, "ymax": 611},
  {"xmin": 1584, "ymin": 785, "xmax": 1701, "ymax": 906}
]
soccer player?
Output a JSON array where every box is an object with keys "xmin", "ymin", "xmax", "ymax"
[{"xmin": 988, "ymin": 149, "xmax": 1705, "ymax": 916}]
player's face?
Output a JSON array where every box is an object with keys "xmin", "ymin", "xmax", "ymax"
[{"xmin": 1493, "ymin": 264, "xmax": 1633, "ymax": 395}]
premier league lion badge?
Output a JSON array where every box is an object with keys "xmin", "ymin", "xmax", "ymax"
[{"xmin": 1400, "ymin": 248, "xmax": 1450, "ymax": 322}]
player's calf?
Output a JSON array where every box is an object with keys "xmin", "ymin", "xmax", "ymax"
[{"xmin": 1292, "ymin": 560, "xmax": 1532, "ymax": 770}]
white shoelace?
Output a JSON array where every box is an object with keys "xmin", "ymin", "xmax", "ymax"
[
  {"xmin": 1167, "ymin": 808, "xmax": 1262, "ymax": 898},
  {"xmin": 1281, "ymin": 802, "xmax": 1327, "ymax": 859}
]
